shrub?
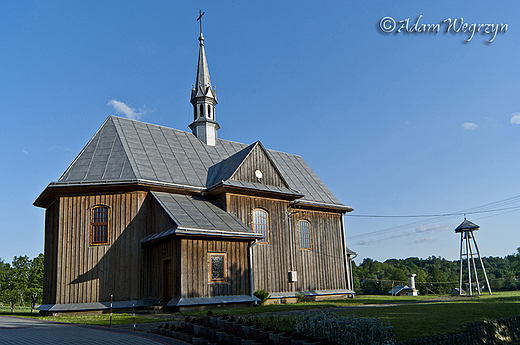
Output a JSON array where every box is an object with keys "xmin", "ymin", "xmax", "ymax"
[
  {"xmin": 295, "ymin": 311, "xmax": 396, "ymax": 345},
  {"xmin": 295, "ymin": 292, "xmax": 304, "ymax": 303},
  {"xmin": 253, "ymin": 289, "xmax": 270, "ymax": 305}
]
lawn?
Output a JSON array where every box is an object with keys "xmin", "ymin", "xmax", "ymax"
[
  {"xmin": 336, "ymin": 291, "xmax": 520, "ymax": 340},
  {"xmin": 181, "ymin": 294, "xmax": 439, "ymax": 316},
  {"xmin": 0, "ymin": 305, "xmax": 169, "ymax": 326},
  {"xmin": 183, "ymin": 292, "xmax": 520, "ymax": 341},
  {"xmin": 2, "ymin": 292, "xmax": 520, "ymax": 341}
]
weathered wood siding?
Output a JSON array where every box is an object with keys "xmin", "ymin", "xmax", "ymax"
[
  {"xmin": 146, "ymin": 238, "xmax": 250, "ymax": 300},
  {"xmin": 179, "ymin": 239, "xmax": 250, "ymax": 298},
  {"xmin": 142, "ymin": 196, "xmax": 177, "ymax": 299},
  {"xmin": 231, "ymin": 145, "xmax": 287, "ymax": 188},
  {"xmin": 146, "ymin": 239, "xmax": 181, "ymax": 300},
  {"xmin": 52, "ymin": 191, "xmax": 149, "ymax": 304},
  {"xmin": 226, "ymin": 194, "xmax": 347, "ymax": 293},
  {"xmin": 43, "ymin": 199, "xmax": 60, "ymax": 304}
]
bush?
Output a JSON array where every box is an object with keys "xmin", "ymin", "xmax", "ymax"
[
  {"xmin": 295, "ymin": 292, "xmax": 304, "ymax": 303},
  {"xmin": 253, "ymin": 289, "xmax": 270, "ymax": 305},
  {"xmin": 295, "ymin": 311, "xmax": 396, "ymax": 345}
]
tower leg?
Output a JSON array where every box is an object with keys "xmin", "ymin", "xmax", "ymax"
[
  {"xmin": 472, "ymin": 235, "xmax": 492, "ymax": 295},
  {"xmin": 468, "ymin": 235, "xmax": 481, "ymax": 295},
  {"xmin": 466, "ymin": 233, "xmax": 472, "ymax": 296},
  {"xmin": 459, "ymin": 232, "xmax": 464, "ymax": 295}
]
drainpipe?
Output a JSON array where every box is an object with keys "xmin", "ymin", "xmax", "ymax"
[{"xmin": 248, "ymin": 239, "xmax": 258, "ymax": 304}]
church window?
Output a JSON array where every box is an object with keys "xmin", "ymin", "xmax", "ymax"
[
  {"xmin": 252, "ymin": 209, "xmax": 269, "ymax": 243},
  {"xmin": 199, "ymin": 104, "xmax": 204, "ymax": 117},
  {"xmin": 91, "ymin": 206, "xmax": 109, "ymax": 245},
  {"xmin": 298, "ymin": 220, "xmax": 311, "ymax": 250},
  {"xmin": 207, "ymin": 104, "xmax": 212, "ymax": 118},
  {"xmin": 209, "ymin": 253, "xmax": 226, "ymax": 282},
  {"xmin": 194, "ymin": 106, "xmax": 197, "ymax": 121}
]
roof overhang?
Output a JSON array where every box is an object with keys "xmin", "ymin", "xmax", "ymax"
[
  {"xmin": 207, "ymin": 181, "xmax": 303, "ymax": 201},
  {"xmin": 141, "ymin": 226, "xmax": 263, "ymax": 244},
  {"xmin": 33, "ymin": 179, "xmax": 206, "ymax": 208},
  {"xmin": 290, "ymin": 200, "xmax": 354, "ymax": 213}
]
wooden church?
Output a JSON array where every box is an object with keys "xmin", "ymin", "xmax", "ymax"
[{"xmin": 35, "ymin": 23, "xmax": 356, "ymax": 312}]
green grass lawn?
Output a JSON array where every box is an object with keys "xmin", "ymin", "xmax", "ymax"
[
  {"xmin": 183, "ymin": 292, "xmax": 520, "ymax": 341},
  {"xmin": 0, "ymin": 305, "xmax": 169, "ymax": 326},
  {"xmin": 181, "ymin": 294, "xmax": 439, "ymax": 316},
  {"xmin": 336, "ymin": 291, "xmax": 520, "ymax": 340},
  {"xmin": 3, "ymin": 292, "xmax": 520, "ymax": 341},
  {"xmin": 0, "ymin": 305, "xmax": 37, "ymax": 316}
]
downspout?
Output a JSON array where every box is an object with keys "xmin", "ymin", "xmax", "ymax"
[{"xmin": 248, "ymin": 239, "xmax": 258, "ymax": 304}]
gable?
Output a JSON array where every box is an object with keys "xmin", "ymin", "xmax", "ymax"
[{"xmin": 230, "ymin": 142, "xmax": 289, "ymax": 189}]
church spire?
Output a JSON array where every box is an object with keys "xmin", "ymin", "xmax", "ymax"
[{"xmin": 189, "ymin": 10, "xmax": 219, "ymax": 146}]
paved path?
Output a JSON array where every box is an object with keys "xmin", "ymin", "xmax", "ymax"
[{"xmin": 0, "ymin": 316, "xmax": 184, "ymax": 345}]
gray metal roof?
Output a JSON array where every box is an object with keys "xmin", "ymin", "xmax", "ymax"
[
  {"xmin": 206, "ymin": 142, "xmax": 256, "ymax": 187},
  {"xmin": 454, "ymin": 219, "xmax": 480, "ymax": 233},
  {"xmin": 57, "ymin": 116, "xmax": 346, "ymax": 208},
  {"xmin": 141, "ymin": 192, "xmax": 262, "ymax": 243}
]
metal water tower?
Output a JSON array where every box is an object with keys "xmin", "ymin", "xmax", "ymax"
[{"xmin": 455, "ymin": 218, "xmax": 492, "ymax": 296}]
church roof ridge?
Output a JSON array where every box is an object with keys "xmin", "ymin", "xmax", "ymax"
[{"xmin": 40, "ymin": 116, "xmax": 346, "ymax": 209}]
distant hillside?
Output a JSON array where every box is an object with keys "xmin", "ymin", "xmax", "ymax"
[{"xmin": 353, "ymin": 250, "xmax": 520, "ymax": 294}]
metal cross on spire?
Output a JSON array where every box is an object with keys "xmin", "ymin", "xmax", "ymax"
[{"xmin": 197, "ymin": 9, "xmax": 205, "ymax": 36}]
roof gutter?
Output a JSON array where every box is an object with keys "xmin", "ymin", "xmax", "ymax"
[{"xmin": 290, "ymin": 200, "xmax": 354, "ymax": 213}]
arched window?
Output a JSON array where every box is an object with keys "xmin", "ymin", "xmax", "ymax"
[
  {"xmin": 194, "ymin": 106, "xmax": 197, "ymax": 121},
  {"xmin": 252, "ymin": 209, "xmax": 269, "ymax": 243},
  {"xmin": 207, "ymin": 104, "xmax": 212, "ymax": 118},
  {"xmin": 298, "ymin": 220, "xmax": 311, "ymax": 250},
  {"xmin": 199, "ymin": 104, "xmax": 204, "ymax": 117},
  {"xmin": 91, "ymin": 206, "xmax": 109, "ymax": 245}
]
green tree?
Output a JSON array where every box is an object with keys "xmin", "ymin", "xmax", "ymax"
[
  {"xmin": 1, "ymin": 256, "xmax": 31, "ymax": 312},
  {"xmin": 1, "ymin": 263, "xmax": 17, "ymax": 312},
  {"xmin": 27, "ymin": 254, "xmax": 44, "ymax": 312}
]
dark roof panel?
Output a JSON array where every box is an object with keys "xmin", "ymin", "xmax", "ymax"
[
  {"xmin": 151, "ymin": 192, "xmax": 254, "ymax": 233},
  {"xmin": 455, "ymin": 219, "xmax": 480, "ymax": 233}
]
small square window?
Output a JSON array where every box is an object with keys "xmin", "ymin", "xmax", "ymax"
[{"xmin": 209, "ymin": 253, "xmax": 226, "ymax": 282}]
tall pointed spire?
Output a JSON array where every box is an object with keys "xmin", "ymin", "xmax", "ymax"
[{"xmin": 189, "ymin": 10, "xmax": 219, "ymax": 146}]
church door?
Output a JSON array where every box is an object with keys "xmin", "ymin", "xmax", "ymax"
[{"xmin": 162, "ymin": 258, "xmax": 173, "ymax": 303}]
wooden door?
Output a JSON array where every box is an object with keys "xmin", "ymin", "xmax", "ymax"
[{"xmin": 162, "ymin": 258, "xmax": 173, "ymax": 303}]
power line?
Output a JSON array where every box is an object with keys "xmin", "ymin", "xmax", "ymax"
[
  {"xmin": 345, "ymin": 195, "xmax": 520, "ymax": 242},
  {"xmin": 345, "ymin": 205, "xmax": 520, "ymax": 218}
]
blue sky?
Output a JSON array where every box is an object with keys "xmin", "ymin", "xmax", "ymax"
[{"xmin": 1, "ymin": 1, "xmax": 519, "ymax": 264}]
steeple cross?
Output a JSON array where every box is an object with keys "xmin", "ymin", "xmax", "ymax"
[{"xmin": 197, "ymin": 9, "xmax": 205, "ymax": 35}]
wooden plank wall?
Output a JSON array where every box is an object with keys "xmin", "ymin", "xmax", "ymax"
[
  {"xmin": 179, "ymin": 239, "xmax": 249, "ymax": 298},
  {"xmin": 231, "ymin": 145, "xmax": 287, "ymax": 188},
  {"xmin": 142, "ymin": 196, "xmax": 177, "ymax": 299},
  {"xmin": 146, "ymin": 239, "xmax": 180, "ymax": 300},
  {"xmin": 292, "ymin": 209, "xmax": 347, "ymax": 292},
  {"xmin": 226, "ymin": 194, "xmax": 347, "ymax": 293},
  {"xmin": 43, "ymin": 200, "xmax": 59, "ymax": 304},
  {"xmin": 53, "ymin": 191, "xmax": 148, "ymax": 304}
]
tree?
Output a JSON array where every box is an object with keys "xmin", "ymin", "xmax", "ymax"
[
  {"xmin": 1, "ymin": 263, "xmax": 17, "ymax": 312},
  {"xmin": 11, "ymin": 256, "xmax": 30, "ymax": 306},
  {"xmin": 0, "ymin": 256, "xmax": 31, "ymax": 313},
  {"xmin": 27, "ymin": 254, "xmax": 44, "ymax": 312}
]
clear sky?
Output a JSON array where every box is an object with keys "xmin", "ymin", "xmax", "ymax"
[{"xmin": 1, "ymin": 1, "xmax": 519, "ymax": 264}]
